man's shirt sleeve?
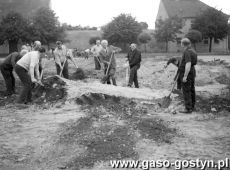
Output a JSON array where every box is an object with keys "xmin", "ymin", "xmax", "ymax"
[{"xmin": 184, "ymin": 51, "xmax": 192, "ymax": 63}]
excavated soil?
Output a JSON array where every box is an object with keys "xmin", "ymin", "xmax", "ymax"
[
  {"xmin": 33, "ymin": 76, "xmax": 67, "ymax": 104},
  {"xmin": 57, "ymin": 94, "xmax": 178, "ymax": 170}
]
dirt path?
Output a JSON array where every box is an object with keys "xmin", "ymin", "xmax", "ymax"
[{"xmin": 0, "ymin": 55, "xmax": 229, "ymax": 170}]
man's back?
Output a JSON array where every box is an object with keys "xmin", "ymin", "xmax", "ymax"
[
  {"xmin": 17, "ymin": 51, "xmax": 39, "ymax": 71},
  {"xmin": 1, "ymin": 52, "xmax": 23, "ymax": 69}
]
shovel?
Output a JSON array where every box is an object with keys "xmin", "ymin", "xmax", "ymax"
[
  {"xmin": 59, "ymin": 58, "xmax": 67, "ymax": 77},
  {"xmin": 159, "ymin": 73, "xmax": 179, "ymax": 108},
  {"xmin": 101, "ymin": 52, "xmax": 114, "ymax": 84}
]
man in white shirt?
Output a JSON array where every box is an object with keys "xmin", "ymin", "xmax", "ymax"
[
  {"xmin": 15, "ymin": 47, "xmax": 46, "ymax": 104},
  {"xmin": 54, "ymin": 41, "xmax": 76, "ymax": 79},
  {"xmin": 91, "ymin": 40, "xmax": 102, "ymax": 70}
]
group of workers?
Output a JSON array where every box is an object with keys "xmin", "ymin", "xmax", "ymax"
[
  {"xmin": 90, "ymin": 40, "xmax": 141, "ymax": 87},
  {"xmin": 0, "ymin": 37, "xmax": 197, "ymax": 114}
]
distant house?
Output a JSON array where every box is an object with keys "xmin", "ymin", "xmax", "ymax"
[
  {"xmin": 0, "ymin": 0, "xmax": 51, "ymax": 54},
  {"xmin": 156, "ymin": 0, "xmax": 229, "ymax": 53}
]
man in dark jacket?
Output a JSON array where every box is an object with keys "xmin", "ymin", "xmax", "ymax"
[
  {"xmin": 99, "ymin": 40, "xmax": 121, "ymax": 85},
  {"xmin": 126, "ymin": 43, "xmax": 141, "ymax": 88},
  {"xmin": 179, "ymin": 38, "xmax": 197, "ymax": 113},
  {"xmin": 0, "ymin": 49, "xmax": 28, "ymax": 96}
]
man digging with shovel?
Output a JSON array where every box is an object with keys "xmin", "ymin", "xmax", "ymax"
[
  {"xmin": 178, "ymin": 38, "xmax": 197, "ymax": 113},
  {"xmin": 99, "ymin": 40, "xmax": 121, "ymax": 85},
  {"xmin": 54, "ymin": 41, "xmax": 78, "ymax": 79},
  {"xmin": 161, "ymin": 38, "xmax": 197, "ymax": 113},
  {"xmin": 15, "ymin": 47, "xmax": 46, "ymax": 104}
]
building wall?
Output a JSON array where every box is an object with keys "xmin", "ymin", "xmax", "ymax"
[{"xmin": 155, "ymin": 0, "xmax": 229, "ymax": 53}]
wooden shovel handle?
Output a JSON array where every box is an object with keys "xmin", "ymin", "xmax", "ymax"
[
  {"xmin": 59, "ymin": 58, "xmax": 67, "ymax": 76},
  {"xmin": 105, "ymin": 52, "xmax": 114, "ymax": 76}
]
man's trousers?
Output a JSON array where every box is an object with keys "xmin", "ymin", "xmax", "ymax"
[
  {"xmin": 94, "ymin": 56, "xmax": 101, "ymax": 70},
  {"xmin": 0, "ymin": 64, "xmax": 15, "ymax": 94},
  {"xmin": 128, "ymin": 65, "xmax": 140, "ymax": 88},
  {"xmin": 15, "ymin": 64, "xmax": 32, "ymax": 104},
  {"xmin": 56, "ymin": 61, "xmax": 69, "ymax": 79},
  {"xmin": 181, "ymin": 75, "xmax": 196, "ymax": 110}
]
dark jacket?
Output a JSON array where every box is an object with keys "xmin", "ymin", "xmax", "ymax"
[
  {"xmin": 1, "ymin": 52, "xmax": 22, "ymax": 69},
  {"xmin": 127, "ymin": 49, "xmax": 141, "ymax": 68},
  {"xmin": 99, "ymin": 45, "xmax": 121, "ymax": 69},
  {"xmin": 179, "ymin": 47, "xmax": 197, "ymax": 79}
]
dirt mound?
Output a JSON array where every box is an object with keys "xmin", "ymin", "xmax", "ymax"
[
  {"xmin": 71, "ymin": 68, "xmax": 86, "ymax": 80},
  {"xmin": 65, "ymin": 126, "xmax": 137, "ymax": 170},
  {"xmin": 215, "ymin": 74, "xmax": 230, "ymax": 85},
  {"xmin": 0, "ymin": 91, "xmax": 16, "ymax": 107},
  {"xmin": 57, "ymin": 94, "xmax": 178, "ymax": 169},
  {"xmin": 33, "ymin": 76, "xmax": 67, "ymax": 104},
  {"xmin": 75, "ymin": 93, "xmax": 148, "ymax": 119},
  {"xmin": 136, "ymin": 118, "xmax": 177, "ymax": 144}
]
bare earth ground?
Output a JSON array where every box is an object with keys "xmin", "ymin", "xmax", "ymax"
[{"xmin": 0, "ymin": 54, "xmax": 230, "ymax": 170}]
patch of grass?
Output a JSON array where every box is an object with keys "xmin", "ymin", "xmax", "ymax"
[{"xmin": 65, "ymin": 30, "xmax": 102, "ymax": 50}]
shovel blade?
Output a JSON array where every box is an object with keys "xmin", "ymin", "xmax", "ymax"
[{"xmin": 159, "ymin": 96, "xmax": 172, "ymax": 108}]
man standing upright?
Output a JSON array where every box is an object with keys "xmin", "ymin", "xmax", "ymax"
[
  {"xmin": 91, "ymin": 40, "xmax": 102, "ymax": 70},
  {"xmin": 179, "ymin": 38, "xmax": 197, "ymax": 113},
  {"xmin": 99, "ymin": 40, "xmax": 121, "ymax": 85},
  {"xmin": 126, "ymin": 43, "xmax": 141, "ymax": 88},
  {"xmin": 54, "ymin": 41, "xmax": 77, "ymax": 79},
  {"xmin": 0, "ymin": 49, "xmax": 28, "ymax": 96}
]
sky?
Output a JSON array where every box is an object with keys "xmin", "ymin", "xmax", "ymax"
[{"xmin": 51, "ymin": 0, "xmax": 230, "ymax": 29}]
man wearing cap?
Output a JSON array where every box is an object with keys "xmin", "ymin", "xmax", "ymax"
[
  {"xmin": 15, "ymin": 47, "xmax": 46, "ymax": 104},
  {"xmin": 126, "ymin": 43, "xmax": 142, "ymax": 88},
  {"xmin": 91, "ymin": 40, "xmax": 102, "ymax": 70},
  {"xmin": 99, "ymin": 40, "xmax": 121, "ymax": 85},
  {"xmin": 165, "ymin": 57, "xmax": 182, "ymax": 90},
  {"xmin": 179, "ymin": 38, "xmax": 197, "ymax": 113},
  {"xmin": 54, "ymin": 41, "xmax": 76, "ymax": 79},
  {"xmin": 0, "ymin": 49, "xmax": 28, "ymax": 96}
]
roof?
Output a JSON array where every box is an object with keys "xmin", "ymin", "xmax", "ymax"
[{"xmin": 162, "ymin": 0, "xmax": 210, "ymax": 18}]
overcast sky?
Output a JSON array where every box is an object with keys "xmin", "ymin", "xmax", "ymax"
[{"xmin": 51, "ymin": 0, "xmax": 230, "ymax": 29}]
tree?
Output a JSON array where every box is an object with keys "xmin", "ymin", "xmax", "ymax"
[
  {"xmin": 139, "ymin": 22, "xmax": 148, "ymax": 30},
  {"xmin": 185, "ymin": 29, "xmax": 202, "ymax": 50},
  {"xmin": 154, "ymin": 16, "xmax": 182, "ymax": 52},
  {"xmin": 102, "ymin": 14, "xmax": 142, "ymax": 51},
  {"xmin": 192, "ymin": 8, "xmax": 229, "ymax": 52},
  {"xmin": 0, "ymin": 12, "xmax": 29, "ymax": 53},
  {"xmin": 89, "ymin": 36, "xmax": 101, "ymax": 45},
  {"xmin": 138, "ymin": 32, "xmax": 151, "ymax": 53},
  {"xmin": 32, "ymin": 7, "xmax": 66, "ymax": 48}
]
